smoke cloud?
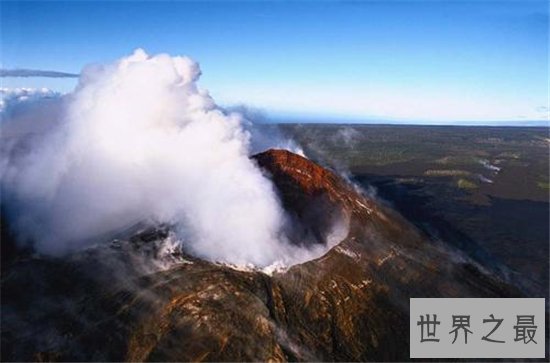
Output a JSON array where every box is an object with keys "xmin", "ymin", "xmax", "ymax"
[{"xmin": 1, "ymin": 50, "xmax": 344, "ymax": 268}]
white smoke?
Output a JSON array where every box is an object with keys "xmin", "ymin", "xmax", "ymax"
[
  {"xmin": 332, "ymin": 126, "xmax": 360, "ymax": 147},
  {"xmin": 1, "ymin": 49, "xmax": 345, "ymax": 268},
  {"xmin": 224, "ymin": 105, "xmax": 305, "ymax": 156}
]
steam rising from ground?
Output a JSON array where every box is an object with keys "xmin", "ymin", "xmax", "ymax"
[{"xmin": 1, "ymin": 49, "xmax": 345, "ymax": 268}]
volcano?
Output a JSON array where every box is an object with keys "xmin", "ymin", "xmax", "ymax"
[{"xmin": 1, "ymin": 149, "xmax": 523, "ymax": 362}]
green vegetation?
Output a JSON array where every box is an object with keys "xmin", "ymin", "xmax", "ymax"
[
  {"xmin": 457, "ymin": 178, "xmax": 478, "ymax": 189},
  {"xmin": 424, "ymin": 169, "xmax": 470, "ymax": 177},
  {"xmin": 435, "ymin": 156, "xmax": 469, "ymax": 165},
  {"xmin": 497, "ymin": 151, "xmax": 521, "ymax": 159}
]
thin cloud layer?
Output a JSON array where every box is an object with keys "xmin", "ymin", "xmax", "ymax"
[{"xmin": 1, "ymin": 69, "xmax": 79, "ymax": 78}]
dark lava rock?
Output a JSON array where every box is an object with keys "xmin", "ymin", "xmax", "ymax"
[{"xmin": 1, "ymin": 149, "xmax": 524, "ymax": 362}]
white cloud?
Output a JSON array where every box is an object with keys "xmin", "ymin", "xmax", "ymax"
[{"xmin": 0, "ymin": 87, "xmax": 60, "ymax": 114}]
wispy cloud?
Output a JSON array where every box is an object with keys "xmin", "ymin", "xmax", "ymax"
[{"xmin": 0, "ymin": 68, "xmax": 79, "ymax": 78}]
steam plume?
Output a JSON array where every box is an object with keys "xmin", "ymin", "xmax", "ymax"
[{"xmin": 1, "ymin": 49, "xmax": 340, "ymax": 267}]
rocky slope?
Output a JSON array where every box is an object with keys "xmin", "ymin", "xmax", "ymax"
[{"xmin": 1, "ymin": 149, "xmax": 523, "ymax": 362}]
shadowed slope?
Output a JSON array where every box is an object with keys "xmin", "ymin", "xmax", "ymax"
[{"xmin": 1, "ymin": 149, "xmax": 523, "ymax": 362}]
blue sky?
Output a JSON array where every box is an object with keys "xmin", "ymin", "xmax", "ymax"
[{"xmin": 1, "ymin": 0, "xmax": 548, "ymax": 123}]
